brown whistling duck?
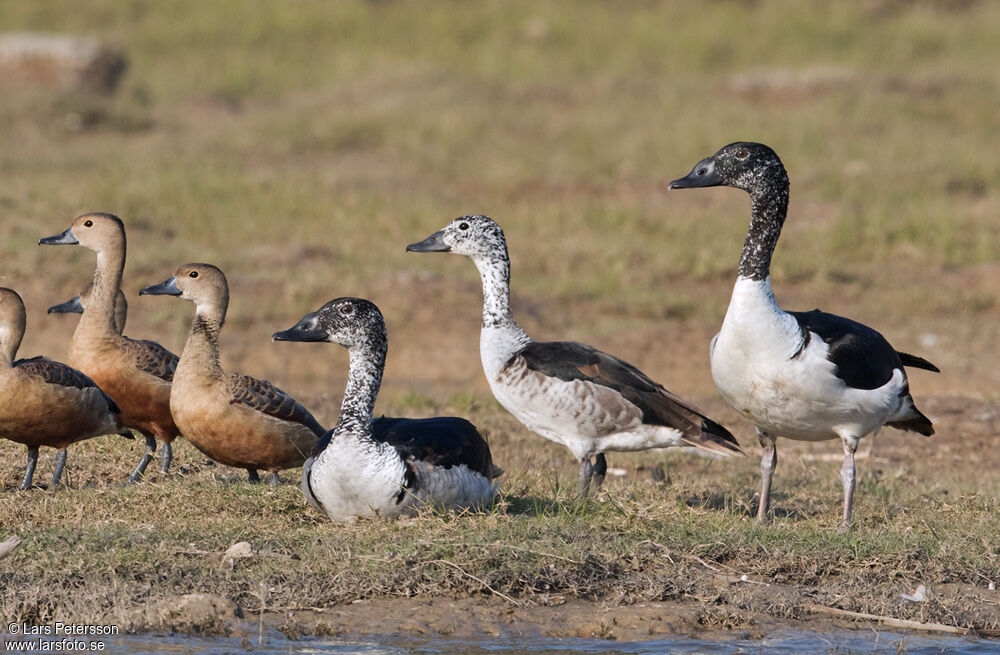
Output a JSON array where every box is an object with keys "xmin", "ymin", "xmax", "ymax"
[
  {"xmin": 40, "ymin": 213, "xmax": 181, "ymax": 482},
  {"xmin": 0, "ymin": 288, "xmax": 131, "ymax": 489},
  {"xmin": 141, "ymin": 263, "xmax": 321, "ymax": 483}
]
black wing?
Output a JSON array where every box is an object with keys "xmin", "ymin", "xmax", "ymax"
[
  {"xmin": 14, "ymin": 356, "xmax": 120, "ymax": 414},
  {"xmin": 371, "ymin": 416, "xmax": 499, "ymax": 480},
  {"xmin": 790, "ymin": 309, "xmax": 916, "ymax": 390},
  {"xmin": 226, "ymin": 374, "xmax": 325, "ymax": 437},
  {"xmin": 517, "ymin": 341, "xmax": 742, "ymax": 455},
  {"xmin": 121, "ymin": 337, "xmax": 179, "ymax": 382}
]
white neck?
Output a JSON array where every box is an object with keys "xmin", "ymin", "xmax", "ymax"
[{"xmin": 720, "ymin": 276, "xmax": 802, "ymax": 356}]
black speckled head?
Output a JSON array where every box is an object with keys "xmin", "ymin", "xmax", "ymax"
[
  {"xmin": 670, "ymin": 143, "xmax": 791, "ymax": 281},
  {"xmin": 670, "ymin": 142, "xmax": 787, "ymax": 197},
  {"xmin": 276, "ymin": 297, "xmax": 387, "ymax": 434},
  {"xmin": 406, "ymin": 215, "xmax": 507, "ymax": 262},
  {"xmin": 275, "ymin": 297, "xmax": 386, "ymax": 353}
]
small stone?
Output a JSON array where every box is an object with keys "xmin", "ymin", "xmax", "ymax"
[
  {"xmin": 0, "ymin": 536, "xmax": 22, "ymax": 561},
  {"xmin": 224, "ymin": 541, "xmax": 253, "ymax": 561},
  {"xmin": 989, "ymin": 582, "xmax": 996, "ymax": 591},
  {"xmin": 901, "ymin": 584, "xmax": 927, "ymax": 602}
]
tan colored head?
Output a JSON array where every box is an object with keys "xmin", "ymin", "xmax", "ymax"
[
  {"xmin": 0, "ymin": 288, "xmax": 27, "ymax": 365},
  {"xmin": 48, "ymin": 283, "xmax": 128, "ymax": 334},
  {"xmin": 140, "ymin": 263, "xmax": 229, "ymax": 320},
  {"xmin": 39, "ymin": 212, "xmax": 125, "ymax": 253}
]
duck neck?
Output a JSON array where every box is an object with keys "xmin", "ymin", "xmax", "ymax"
[
  {"xmin": 181, "ymin": 302, "xmax": 226, "ymax": 379},
  {"xmin": 80, "ymin": 239, "xmax": 126, "ymax": 338},
  {"xmin": 114, "ymin": 294, "xmax": 128, "ymax": 335},
  {"xmin": 0, "ymin": 314, "xmax": 24, "ymax": 369},
  {"xmin": 473, "ymin": 253, "xmax": 525, "ymax": 334},
  {"xmin": 334, "ymin": 341, "xmax": 385, "ymax": 438},
  {"xmin": 738, "ymin": 179, "xmax": 789, "ymax": 282}
]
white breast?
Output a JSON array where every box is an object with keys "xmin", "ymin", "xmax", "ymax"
[
  {"xmin": 306, "ymin": 434, "xmax": 499, "ymax": 522},
  {"xmin": 307, "ymin": 437, "xmax": 410, "ymax": 522},
  {"xmin": 711, "ymin": 278, "xmax": 906, "ymax": 441}
]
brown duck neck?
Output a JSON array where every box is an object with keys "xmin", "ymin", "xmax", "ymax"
[
  {"xmin": 179, "ymin": 302, "xmax": 227, "ymax": 380},
  {"xmin": 79, "ymin": 239, "xmax": 126, "ymax": 339},
  {"xmin": 0, "ymin": 317, "xmax": 23, "ymax": 369}
]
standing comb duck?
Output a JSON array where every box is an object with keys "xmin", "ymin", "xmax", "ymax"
[
  {"xmin": 669, "ymin": 142, "xmax": 938, "ymax": 531},
  {"xmin": 408, "ymin": 215, "xmax": 743, "ymax": 496}
]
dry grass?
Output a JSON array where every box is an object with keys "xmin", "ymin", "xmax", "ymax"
[{"xmin": 1, "ymin": 0, "xmax": 999, "ymax": 637}]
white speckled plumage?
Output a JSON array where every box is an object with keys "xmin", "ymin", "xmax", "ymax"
[{"xmin": 409, "ymin": 215, "xmax": 742, "ymax": 495}]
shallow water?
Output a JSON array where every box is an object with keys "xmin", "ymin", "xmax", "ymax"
[{"xmin": 5, "ymin": 628, "xmax": 997, "ymax": 654}]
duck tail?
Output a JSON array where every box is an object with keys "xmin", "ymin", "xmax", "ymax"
[{"xmin": 681, "ymin": 418, "xmax": 746, "ymax": 456}]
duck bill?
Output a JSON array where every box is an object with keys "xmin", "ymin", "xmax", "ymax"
[
  {"xmin": 405, "ymin": 230, "xmax": 450, "ymax": 253},
  {"xmin": 47, "ymin": 296, "xmax": 84, "ymax": 314},
  {"xmin": 271, "ymin": 326, "xmax": 328, "ymax": 343},
  {"xmin": 139, "ymin": 277, "xmax": 181, "ymax": 296},
  {"xmin": 39, "ymin": 227, "xmax": 78, "ymax": 246},
  {"xmin": 668, "ymin": 158, "xmax": 723, "ymax": 189}
]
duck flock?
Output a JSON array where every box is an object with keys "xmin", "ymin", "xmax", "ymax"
[{"xmin": 2, "ymin": 142, "xmax": 937, "ymax": 532}]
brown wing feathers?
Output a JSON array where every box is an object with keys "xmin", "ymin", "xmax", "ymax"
[
  {"xmin": 518, "ymin": 341, "xmax": 743, "ymax": 455},
  {"xmin": 15, "ymin": 356, "xmax": 122, "ymax": 415},
  {"xmin": 121, "ymin": 338, "xmax": 179, "ymax": 382},
  {"xmin": 227, "ymin": 374, "xmax": 325, "ymax": 437}
]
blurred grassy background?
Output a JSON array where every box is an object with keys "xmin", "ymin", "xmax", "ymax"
[{"xmin": 1, "ymin": 0, "xmax": 999, "ymax": 482}]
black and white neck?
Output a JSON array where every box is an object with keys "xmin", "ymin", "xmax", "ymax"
[
  {"xmin": 471, "ymin": 247, "xmax": 521, "ymax": 330},
  {"xmin": 334, "ymin": 334, "xmax": 386, "ymax": 438},
  {"xmin": 738, "ymin": 167, "xmax": 790, "ymax": 282}
]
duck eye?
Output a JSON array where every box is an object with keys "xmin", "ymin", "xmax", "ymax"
[
  {"xmin": 84, "ymin": 219, "xmax": 93, "ymax": 227},
  {"xmin": 340, "ymin": 304, "xmax": 354, "ymax": 316},
  {"xmin": 735, "ymin": 148, "xmax": 749, "ymax": 160},
  {"xmin": 188, "ymin": 271, "xmax": 198, "ymax": 278},
  {"xmin": 458, "ymin": 222, "xmax": 469, "ymax": 231}
]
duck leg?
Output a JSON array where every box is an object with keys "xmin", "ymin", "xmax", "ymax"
[
  {"xmin": 128, "ymin": 432, "xmax": 158, "ymax": 484},
  {"xmin": 756, "ymin": 428, "xmax": 777, "ymax": 522},
  {"xmin": 51, "ymin": 448, "xmax": 68, "ymax": 488},
  {"xmin": 839, "ymin": 436, "xmax": 860, "ymax": 534},
  {"xmin": 577, "ymin": 457, "xmax": 594, "ymax": 497},
  {"xmin": 591, "ymin": 453, "xmax": 608, "ymax": 491},
  {"xmin": 247, "ymin": 468, "xmax": 260, "ymax": 484},
  {"xmin": 159, "ymin": 441, "xmax": 173, "ymax": 474},
  {"xmin": 20, "ymin": 446, "xmax": 39, "ymax": 491}
]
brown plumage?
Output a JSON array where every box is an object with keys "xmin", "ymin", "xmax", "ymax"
[
  {"xmin": 49, "ymin": 284, "xmax": 178, "ymax": 382},
  {"xmin": 140, "ymin": 263, "xmax": 321, "ymax": 483},
  {"xmin": 39, "ymin": 213, "xmax": 181, "ymax": 482},
  {"xmin": 48, "ymin": 283, "xmax": 128, "ymax": 335},
  {"xmin": 0, "ymin": 288, "xmax": 130, "ymax": 490}
]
